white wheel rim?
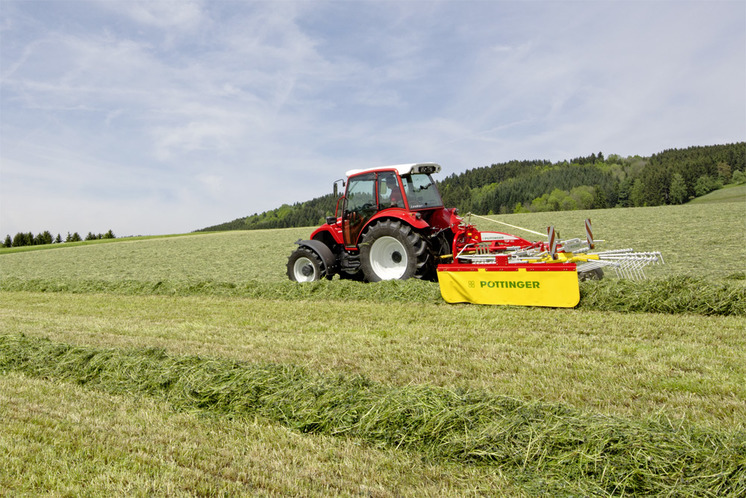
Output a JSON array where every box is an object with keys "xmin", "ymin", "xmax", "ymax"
[
  {"xmin": 293, "ymin": 256, "xmax": 317, "ymax": 282},
  {"xmin": 369, "ymin": 236, "xmax": 408, "ymax": 280}
]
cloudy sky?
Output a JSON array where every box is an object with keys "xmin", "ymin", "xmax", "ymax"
[{"xmin": 1, "ymin": 0, "xmax": 744, "ymax": 237}]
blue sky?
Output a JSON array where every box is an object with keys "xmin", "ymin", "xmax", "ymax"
[{"xmin": 1, "ymin": 0, "xmax": 744, "ymax": 237}]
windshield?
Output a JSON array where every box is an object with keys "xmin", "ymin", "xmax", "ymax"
[{"xmin": 402, "ymin": 173, "xmax": 443, "ymax": 209}]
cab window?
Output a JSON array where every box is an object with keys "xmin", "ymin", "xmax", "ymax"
[
  {"xmin": 378, "ymin": 172, "xmax": 403, "ymax": 209},
  {"xmin": 402, "ymin": 173, "xmax": 443, "ymax": 209},
  {"xmin": 345, "ymin": 173, "xmax": 377, "ymax": 213}
]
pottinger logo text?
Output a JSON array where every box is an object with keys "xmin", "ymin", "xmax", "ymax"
[{"xmin": 480, "ymin": 280, "xmax": 541, "ymax": 289}]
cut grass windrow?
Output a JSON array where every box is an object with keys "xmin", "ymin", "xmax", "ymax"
[
  {"xmin": 579, "ymin": 275, "xmax": 746, "ymax": 316},
  {"xmin": 1, "ymin": 333, "xmax": 744, "ymax": 497},
  {"xmin": 1, "ymin": 275, "xmax": 744, "ymax": 316}
]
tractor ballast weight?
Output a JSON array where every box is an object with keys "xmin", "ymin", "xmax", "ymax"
[{"xmin": 286, "ymin": 162, "xmax": 663, "ymax": 307}]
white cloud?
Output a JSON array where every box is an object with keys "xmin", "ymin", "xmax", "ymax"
[
  {"xmin": 1, "ymin": 0, "xmax": 744, "ymax": 237},
  {"xmin": 112, "ymin": 0, "xmax": 205, "ymax": 30}
]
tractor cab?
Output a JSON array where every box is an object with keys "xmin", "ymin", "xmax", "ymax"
[{"xmin": 340, "ymin": 163, "xmax": 445, "ymax": 247}]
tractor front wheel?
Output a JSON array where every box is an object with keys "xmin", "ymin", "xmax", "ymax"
[
  {"xmin": 359, "ymin": 220, "xmax": 430, "ymax": 282},
  {"xmin": 287, "ymin": 247, "xmax": 325, "ymax": 282}
]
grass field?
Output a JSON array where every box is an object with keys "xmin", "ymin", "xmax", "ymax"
[
  {"xmin": 3, "ymin": 201, "xmax": 745, "ymax": 282},
  {"xmin": 688, "ymin": 182, "xmax": 746, "ymax": 204},
  {"xmin": 1, "ymin": 201, "xmax": 745, "ymax": 496}
]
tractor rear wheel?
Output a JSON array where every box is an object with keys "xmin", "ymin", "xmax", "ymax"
[
  {"xmin": 359, "ymin": 220, "xmax": 430, "ymax": 282},
  {"xmin": 287, "ymin": 247, "xmax": 325, "ymax": 282}
]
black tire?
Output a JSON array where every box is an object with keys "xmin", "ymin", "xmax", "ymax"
[
  {"xmin": 359, "ymin": 220, "xmax": 431, "ymax": 282},
  {"xmin": 578, "ymin": 267, "xmax": 604, "ymax": 281},
  {"xmin": 287, "ymin": 247, "xmax": 326, "ymax": 282},
  {"xmin": 339, "ymin": 270, "xmax": 365, "ymax": 281}
]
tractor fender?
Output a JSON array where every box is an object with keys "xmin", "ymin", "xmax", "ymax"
[
  {"xmin": 294, "ymin": 239, "xmax": 337, "ymax": 274},
  {"xmin": 310, "ymin": 223, "xmax": 344, "ymax": 246},
  {"xmin": 366, "ymin": 210, "xmax": 431, "ymax": 232}
]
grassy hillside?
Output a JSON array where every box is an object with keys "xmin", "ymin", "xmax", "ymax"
[
  {"xmin": 3, "ymin": 201, "xmax": 744, "ymax": 282},
  {"xmin": 1, "ymin": 200, "xmax": 745, "ymax": 496},
  {"xmin": 0, "ymin": 232, "xmax": 195, "ymax": 255},
  {"xmin": 688, "ymin": 182, "xmax": 746, "ymax": 204}
]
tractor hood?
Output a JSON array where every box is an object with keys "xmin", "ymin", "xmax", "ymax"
[{"xmin": 345, "ymin": 162, "xmax": 441, "ymax": 178}]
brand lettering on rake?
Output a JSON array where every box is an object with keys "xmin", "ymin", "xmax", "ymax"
[{"xmin": 480, "ymin": 280, "xmax": 540, "ymax": 289}]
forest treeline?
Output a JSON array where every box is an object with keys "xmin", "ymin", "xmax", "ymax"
[
  {"xmin": 2, "ymin": 230, "xmax": 115, "ymax": 249},
  {"xmin": 201, "ymin": 142, "xmax": 744, "ymax": 232},
  {"xmin": 440, "ymin": 143, "xmax": 745, "ymax": 214}
]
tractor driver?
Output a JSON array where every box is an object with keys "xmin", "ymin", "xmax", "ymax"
[{"xmin": 381, "ymin": 174, "xmax": 403, "ymax": 208}]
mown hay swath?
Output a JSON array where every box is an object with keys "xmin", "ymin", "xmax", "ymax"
[
  {"xmin": 1, "ymin": 334, "xmax": 743, "ymax": 496},
  {"xmin": 1, "ymin": 275, "xmax": 744, "ymax": 316}
]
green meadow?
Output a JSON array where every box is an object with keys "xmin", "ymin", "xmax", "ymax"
[
  {"xmin": 3, "ymin": 200, "xmax": 745, "ymax": 283},
  {"xmin": 1, "ymin": 200, "xmax": 745, "ymax": 496}
]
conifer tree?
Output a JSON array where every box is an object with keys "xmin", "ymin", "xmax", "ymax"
[{"xmin": 669, "ymin": 173, "xmax": 688, "ymax": 204}]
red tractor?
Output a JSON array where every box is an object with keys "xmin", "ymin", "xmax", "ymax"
[{"xmin": 287, "ymin": 163, "xmax": 460, "ymax": 282}]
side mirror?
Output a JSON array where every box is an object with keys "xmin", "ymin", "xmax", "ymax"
[{"xmin": 333, "ymin": 179, "xmax": 345, "ymax": 198}]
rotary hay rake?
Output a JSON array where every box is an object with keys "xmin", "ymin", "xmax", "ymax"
[{"xmin": 437, "ymin": 215, "xmax": 664, "ymax": 308}]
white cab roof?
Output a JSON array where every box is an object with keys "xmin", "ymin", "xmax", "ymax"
[{"xmin": 345, "ymin": 162, "xmax": 441, "ymax": 178}]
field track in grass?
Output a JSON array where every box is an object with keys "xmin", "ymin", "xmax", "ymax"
[{"xmin": 1, "ymin": 200, "xmax": 745, "ymax": 496}]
